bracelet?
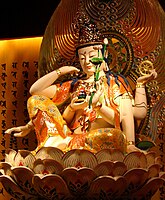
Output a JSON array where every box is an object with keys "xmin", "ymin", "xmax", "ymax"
[
  {"xmin": 55, "ymin": 69, "xmax": 61, "ymax": 76},
  {"xmin": 26, "ymin": 121, "xmax": 33, "ymax": 129},
  {"xmin": 127, "ymin": 141, "xmax": 135, "ymax": 146},
  {"xmin": 122, "ymin": 94, "xmax": 132, "ymax": 99},
  {"xmin": 136, "ymin": 82, "xmax": 145, "ymax": 88},
  {"xmin": 68, "ymin": 105, "xmax": 75, "ymax": 112},
  {"xmin": 136, "ymin": 91, "xmax": 145, "ymax": 95}
]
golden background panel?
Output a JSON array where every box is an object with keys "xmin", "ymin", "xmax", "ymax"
[{"xmin": 0, "ymin": 37, "xmax": 42, "ymax": 160}]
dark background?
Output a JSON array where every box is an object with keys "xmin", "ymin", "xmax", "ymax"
[
  {"xmin": 0, "ymin": 0, "xmax": 164, "ymax": 39},
  {"xmin": 0, "ymin": 0, "xmax": 61, "ymax": 39}
]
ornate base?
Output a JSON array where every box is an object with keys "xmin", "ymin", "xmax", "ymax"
[{"xmin": 0, "ymin": 147, "xmax": 164, "ymax": 200}]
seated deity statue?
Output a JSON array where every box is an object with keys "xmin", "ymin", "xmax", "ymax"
[{"xmin": 5, "ymin": 20, "xmax": 157, "ymax": 154}]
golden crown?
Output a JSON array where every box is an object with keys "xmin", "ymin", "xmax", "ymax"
[{"xmin": 74, "ymin": 9, "xmax": 102, "ymax": 50}]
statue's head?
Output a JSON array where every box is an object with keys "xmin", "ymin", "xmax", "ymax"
[
  {"xmin": 77, "ymin": 44, "xmax": 103, "ymax": 77},
  {"xmin": 74, "ymin": 13, "xmax": 107, "ymax": 76}
]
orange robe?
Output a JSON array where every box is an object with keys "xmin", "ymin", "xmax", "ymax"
[{"xmin": 27, "ymin": 75, "xmax": 132, "ymax": 152}]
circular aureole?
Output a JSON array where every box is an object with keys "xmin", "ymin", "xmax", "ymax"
[{"xmin": 103, "ymin": 31, "xmax": 134, "ymax": 76}]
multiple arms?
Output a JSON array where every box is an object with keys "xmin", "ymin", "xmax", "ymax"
[
  {"xmin": 5, "ymin": 63, "xmax": 157, "ymax": 143},
  {"xmin": 30, "ymin": 66, "xmax": 79, "ymax": 98},
  {"xmin": 133, "ymin": 69, "xmax": 157, "ymax": 119}
]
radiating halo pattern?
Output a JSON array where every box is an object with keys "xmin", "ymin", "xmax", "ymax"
[{"xmin": 38, "ymin": 0, "xmax": 80, "ymax": 77}]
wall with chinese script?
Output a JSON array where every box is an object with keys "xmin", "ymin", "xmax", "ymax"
[{"xmin": 0, "ymin": 37, "xmax": 42, "ymax": 199}]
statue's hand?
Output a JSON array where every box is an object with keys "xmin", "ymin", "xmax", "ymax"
[
  {"xmin": 137, "ymin": 69, "xmax": 157, "ymax": 84},
  {"xmin": 59, "ymin": 66, "xmax": 80, "ymax": 76},
  {"xmin": 92, "ymin": 80, "xmax": 103, "ymax": 106},
  {"xmin": 5, "ymin": 123, "xmax": 33, "ymax": 137},
  {"xmin": 70, "ymin": 96, "xmax": 88, "ymax": 111}
]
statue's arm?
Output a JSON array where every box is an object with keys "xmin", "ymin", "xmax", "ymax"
[
  {"xmin": 30, "ymin": 66, "xmax": 80, "ymax": 98},
  {"xmin": 133, "ymin": 85, "xmax": 148, "ymax": 119},
  {"xmin": 5, "ymin": 66, "xmax": 79, "ymax": 137},
  {"xmin": 5, "ymin": 120, "xmax": 34, "ymax": 137},
  {"xmin": 133, "ymin": 69, "xmax": 157, "ymax": 119}
]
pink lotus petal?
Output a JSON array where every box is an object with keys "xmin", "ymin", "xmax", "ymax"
[
  {"xmin": 11, "ymin": 166, "xmax": 37, "ymax": 195},
  {"xmin": 159, "ymin": 172, "xmax": 165, "ymax": 179},
  {"xmin": 5, "ymin": 149, "xmax": 17, "ymax": 166},
  {"xmin": 112, "ymin": 161, "xmax": 127, "ymax": 176},
  {"xmin": 33, "ymin": 174, "xmax": 70, "ymax": 199},
  {"xmin": 33, "ymin": 159, "xmax": 63, "ymax": 175},
  {"xmin": 96, "ymin": 149, "xmax": 124, "ymax": 163},
  {"xmin": 63, "ymin": 149, "xmax": 98, "ymax": 168},
  {"xmin": 0, "ymin": 175, "xmax": 36, "ymax": 199},
  {"xmin": 155, "ymin": 156, "xmax": 162, "ymax": 165},
  {"xmin": 14, "ymin": 150, "xmax": 36, "ymax": 169},
  {"xmin": 145, "ymin": 151, "xmax": 156, "ymax": 167},
  {"xmin": 94, "ymin": 161, "xmax": 114, "ymax": 176},
  {"xmin": 89, "ymin": 176, "xmax": 127, "ymax": 199},
  {"xmin": 124, "ymin": 152, "xmax": 147, "ymax": 169},
  {"xmin": 132, "ymin": 177, "xmax": 164, "ymax": 199},
  {"xmin": 148, "ymin": 164, "xmax": 161, "ymax": 178},
  {"xmin": 35, "ymin": 147, "xmax": 64, "ymax": 165},
  {"xmin": 0, "ymin": 162, "xmax": 12, "ymax": 176},
  {"xmin": 124, "ymin": 168, "xmax": 148, "ymax": 193},
  {"xmin": 62, "ymin": 167, "xmax": 96, "ymax": 196}
]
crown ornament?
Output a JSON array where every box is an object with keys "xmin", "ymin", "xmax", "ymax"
[{"xmin": 73, "ymin": 5, "xmax": 102, "ymax": 50}]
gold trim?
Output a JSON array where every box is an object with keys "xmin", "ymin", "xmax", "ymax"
[
  {"xmin": 55, "ymin": 69, "xmax": 61, "ymax": 76},
  {"xmin": 136, "ymin": 83, "xmax": 145, "ymax": 88},
  {"xmin": 127, "ymin": 141, "xmax": 135, "ymax": 145},
  {"xmin": 26, "ymin": 120, "xmax": 33, "ymax": 129}
]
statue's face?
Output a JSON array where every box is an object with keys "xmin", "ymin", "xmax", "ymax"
[{"xmin": 78, "ymin": 45, "xmax": 103, "ymax": 77}]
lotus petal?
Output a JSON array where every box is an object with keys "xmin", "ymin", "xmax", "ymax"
[
  {"xmin": 132, "ymin": 177, "xmax": 164, "ymax": 200},
  {"xmin": 155, "ymin": 156, "xmax": 162, "ymax": 165},
  {"xmin": 148, "ymin": 164, "xmax": 161, "ymax": 178},
  {"xmin": 145, "ymin": 151, "xmax": 156, "ymax": 167},
  {"xmin": 94, "ymin": 161, "xmax": 114, "ymax": 176},
  {"xmin": 94, "ymin": 160, "xmax": 127, "ymax": 177},
  {"xmin": 159, "ymin": 172, "xmax": 165, "ymax": 179},
  {"xmin": 11, "ymin": 166, "xmax": 37, "ymax": 195},
  {"xmin": 0, "ymin": 162, "xmax": 12, "ymax": 176},
  {"xmin": 89, "ymin": 176, "xmax": 127, "ymax": 199},
  {"xmin": 62, "ymin": 167, "xmax": 96, "ymax": 196},
  {"xmin": 33, "ymin": 159, "xmax": 63, "ymax": 175},
  {"xmin": 96, "ymin": 149, "xmax": 124, "ymax": 164},
  {"xmin": 123, "ymin": 152, "xmax": 147, "ymax": 169},
  {"xmin": 0, "ymin": 169, "xmax": 4, "ymax": 175},
  {"xmin": 5, "ymin": 149, "xmax": 17, "ymax": 166},
  {"xmin": 63, "ymin": 149, "xmax": 98, "ymax": 168},
  {"xmin": 35, "ymin": 147, "xmax": 64, "ymax": 165},
  {"xmin": 33, "ymin": 174, "xmax": 70, "ymax": 199},
  {"xmin": 111, "ymin": 161, "xmax": 127, "ymax": 176},
  {"xmin": 0, "ymin": 175, "xmax": 37, "ymax": 199},
  {"xmin": 14, "ymin": 150, "xmax": 36, "ymax": 169},
  {"xmin": 123, "ymin": 168, "xmax": 148, "ymax": 194}
]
